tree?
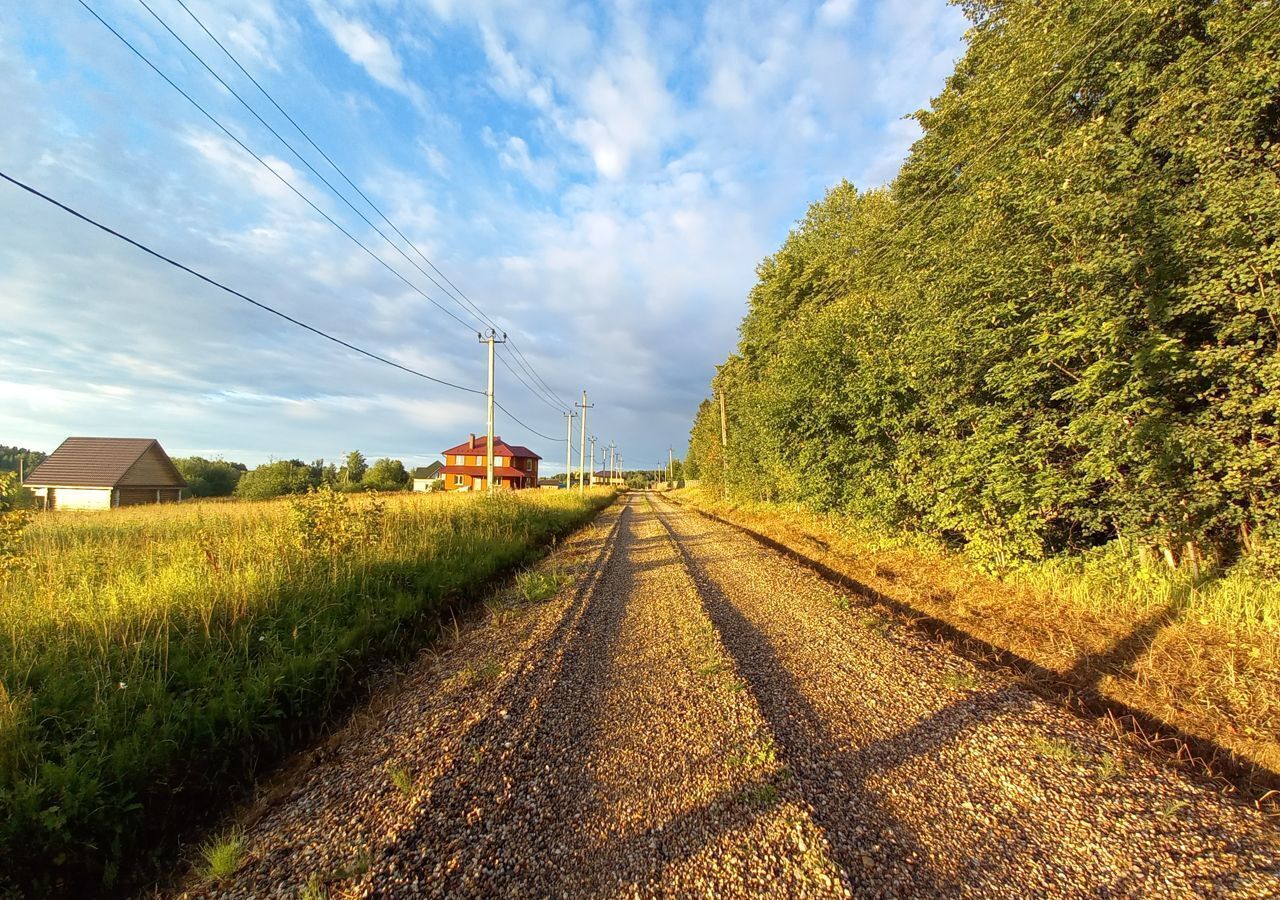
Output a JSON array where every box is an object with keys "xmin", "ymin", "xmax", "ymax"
[
  {"xmin": 172, "ymin": 457, "xmax": 245, "ymax": 498},
  {"xmin": 363, "ymin": 458, "xmax": 410, "ymax": 491},
  {"xmin": 234, "ymin": 460, "xmax": 313, "ymax": 500},
  {"xmin": 687, "ymin": 0, "xmax": 1280, "ymax": 567},
  {"xmin": 342, "ymin": 450, "xmax": 368, "ymax": 485},
  {"xmin": 0, "ymin": 445, "xmax": 46, "ymax": 477}
]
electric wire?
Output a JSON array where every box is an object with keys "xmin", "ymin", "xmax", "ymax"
[
  {"xmin": 0, "ymin": 169, "xmax": 484, "ymax": 395},
  {"xmin": 496, "ymin": 344, "xmax": 571, "ymax": 412},
  {"xmin": 495, "ymin": 351, "xmax": 569, "ymax": 415},
  {"xmin": 136, "ymin": 0, "xmax": 489, "ymax": 335},
  {"xmin": 168, "ymin": 0, "xmax": 571, "ymax": 412},
  {"xmin": 77, "ymin": 0, "xmax": 479, "ymax": 335},
  {"xmin": 496, "ymin": 400, "xmax": 567, "ymax": 443}
]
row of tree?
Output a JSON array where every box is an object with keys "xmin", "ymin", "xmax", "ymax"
[
  {"xmin": 0, "ymin": 446, "xmax": 47, "ymax": 477},
  {"xmin": 176, "ymin": 451, "xmax": 413, "ymax": 500},
  {"xmin": 688, "ymin": 0, "xmax": 1279, "ymax": 569}
]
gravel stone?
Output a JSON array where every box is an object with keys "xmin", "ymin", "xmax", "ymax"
[{"xmin": 175, "ymin": 494, "xmax": 1280, "ymax": 899}]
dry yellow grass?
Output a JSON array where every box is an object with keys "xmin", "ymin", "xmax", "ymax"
[{"xmin": 670, "ymin": 487, "xmax": 1280, "ymax": 783}]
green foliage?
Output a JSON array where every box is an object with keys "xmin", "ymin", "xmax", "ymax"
[
  {"xmin": 199, "ymin": 829, "xmax": 244, "ymax": 880},
  {"xmin": 342, "ymin": 450, "xmax": 368, "ymax": 485},
  {"xmin": 0, "ymin": 472, "xmax": 31, "ymax": 582},
  {"xmin": 0, "ymin": 488, "xmax": 615, "ymax": 894},
  {"xmin": 290, "ymin": 485, "xmax": 386, "ymax": 559},
  {"xmin": 173, "ymin": 456, "xmax": 246, "ymax": 498},
  {"xmin": 690, "ymin": 0, "xmax": 1280, "ymax": 568},
  {"xmin": 234, "ymin": 460, "xmax": 315, "ymax": 500},
  {"xmin": 0, "ymin": 444, "xmax": 46, "ymax": 476},
  {"xmin": 363, "ymin": 457, "xmax": 410, "ymax": 491}
]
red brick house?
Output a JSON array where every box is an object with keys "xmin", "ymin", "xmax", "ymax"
[{"xmin": 441, "ymin": 434, "xmax": 540, "ymax": 492}]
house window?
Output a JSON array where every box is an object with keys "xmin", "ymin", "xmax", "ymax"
[
  {"xmin": 453, "ymin": 475, "xmax": 465, "ymax": 486},
  {"xmin": 473, "ymin": 455, "xmax": 481, "ymax": 466},
  {"xmin": 495, "ymin": 456, "xmax": 506, "ymax": 467},
  {"xmin": 453, "ymin": 455, "xmax": 463, "ymax": 465}
]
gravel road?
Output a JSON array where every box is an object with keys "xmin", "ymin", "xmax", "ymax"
[{"xmin": 180, "ymin": 493, "xmax": 1280, "ymax": 899}]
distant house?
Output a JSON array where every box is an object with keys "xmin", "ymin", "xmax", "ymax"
[
  {"xmin": 24, "ymin": 437, "xmax": 187, "ymax": 510},
  {"xmin": 411, "ymin": 461, "xmax": 444, "ymax": 492},
  {"xmin": 594, "ymin": 471, "xmax": 627, "ymax": 486},
  {"xmin": 441, "ymin": 434, "xmax": 540, "ymax": 491}
]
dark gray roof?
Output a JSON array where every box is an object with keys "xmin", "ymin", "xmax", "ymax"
[
  {"xmin": 24, "ymin": 437, "xmax": 187, "ymax": 488},
  {"xmin": 412, "ymin": 461, "xmax": 443, "ymax": 478}
]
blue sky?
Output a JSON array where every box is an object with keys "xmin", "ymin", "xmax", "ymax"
[{"xmin": 0, "ymin": 0, "xmax": 967, "ymax": 473}]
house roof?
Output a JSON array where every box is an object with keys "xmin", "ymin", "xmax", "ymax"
[
  {"xmin": 24, "ymin": 437, "xmax": 188, "ymax": 488},
  {"xmin": 441, "ymin": 464, "xmax": 530, "ymax": 479},
  {"xmin": 412, "ymin": 462, "xmax": 443, "ymax": 479},
  {"xmin": 441, "ymin": 435, "xmax": 541, "ymax": 460}
]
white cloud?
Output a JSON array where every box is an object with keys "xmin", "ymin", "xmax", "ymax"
[{"xmin": 309, "ymin": 1, "xmax": 424, "ymax": 105}]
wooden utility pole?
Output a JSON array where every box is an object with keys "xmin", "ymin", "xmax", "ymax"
[
  {"xmin": 479, "ymin": 329, "xmax": 507, "ymax": 493},
  {"xmin": 667, "ymin": 446, "xmax": 674, "ymax": 483},
  {"xmin": 589, "ymin": 435, "xmax": 597, "ymax": 486},
  {"xmin": 563, "ymin": 410, "xmax": 576, "ymax": 489},
  {"xmin": 576, "ymin": 391, "xmax": 593, "ymax": 494}
]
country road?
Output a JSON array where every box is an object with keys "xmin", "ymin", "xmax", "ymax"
[{"xmin": 184, "ymin": 493, "xmax": 1280, "ymax": 899}]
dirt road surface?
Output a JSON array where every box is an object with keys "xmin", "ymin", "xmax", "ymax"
[{"xmin": 181, "ymin": 493, "xmax": 1280, "ymax": 898}]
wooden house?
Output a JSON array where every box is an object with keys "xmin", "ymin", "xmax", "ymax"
[
  {"xmin": 24, "ymin": 437, "xmax": 187, "ymax": 510},
  {"xmin": 441, "ymin": 434, "xmax": 540, "ymax": 491}
]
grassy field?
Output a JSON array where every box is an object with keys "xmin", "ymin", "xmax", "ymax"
[
  {"xmin": 0, "ymin": 486, "xmax": 614, "ymax": 895},
  {"xmin": 670, "ymin": 487, "xmax": 1280, "ymax": 792}
]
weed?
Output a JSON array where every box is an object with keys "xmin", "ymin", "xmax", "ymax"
[
  {"xmin": 388, "ymin": 765, "xmax": 415, "ymax": 798},
  {"xmin": 697, "ymin": 660, "xmax": 725, "ymax": 677},
  {"xmin": 858, "ymin": 611, "xmax": 889, "ymax": 635},
  {"xmin": 740, "ymin": 782, "xmax": 780, "ymax": 807},
  {"xmin": 300, "ymin": 873, "xmax": 328, "ymax": 900},
  {"xmin": 469, "ymin": 659, "xmax": 504, "ymax": 685},
  {"xmin": 1160, "ymin": 799, "xmax": 1190, "ymax": 818},
  {"xmin": 200, "ymin": 830, "xmax": 244, "ymax": 880},
  {"xmin": 942, "ymin": 671, "xmax": 981, "ymax": 692},
  {"xmin": 516, "ymin": 569, "xmax": 567, "ymax": 602},
  {"xmin": 1097, "ymin": 751, "xmax": 1128, "ymax": 782},
  {"xmin": 728, "ymin": 737, "xmax": 777, "ymax": 770},
  {"xmin": 1032, "ymin": 736, "xmax": 1084, "ymax": 765}
]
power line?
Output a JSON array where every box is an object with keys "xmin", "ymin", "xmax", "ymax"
[
  {"xmin": 0, "ymin": 169, "xmax": 484, "ymax": 395},
  {"xmin": 137, "ymin": 0, "xmax": 489, "ymax": 334},
  {"xmin": 495, "ymin": 350, "xmax": 568, "ymax": 415},
  {"xmin": 77, "ymin": 0, "xmax": 478, "ymax": 335},
  {"xmin": 495, "ymin": 400, "xmax": 566, "ymax": 443},
  {"xmin": 167, "ymin": 0, "xmax": 570, "ymax": 410},
  {"xmin": 499, "ymin": 343, "xmax": 569, "ymax": 411}
]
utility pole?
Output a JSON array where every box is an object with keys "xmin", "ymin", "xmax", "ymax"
[
  {"xmin": 589, "ymin": 435, "xmax": 597, "ymax": 486},
  {"xmin": 576, "ymin": 391, "xmax": 593, "ymax": 494},
  {"xmin": 478, "ymin": 329, "xmax": 508, "ymax": 493},
  {"xmin": 608, "ymin": 442, "xmax": 616, "ymax": 484},
  {"xmin": 563, "ymin": 410, "xmax": 576, "ymax": 489},
  {"xmin": 719, "ymin": 385, "xmax": 729, "ymax": 500},
  {"xmin": 667, "ymin": 446, "xmax": 674, "ymax": 483}
]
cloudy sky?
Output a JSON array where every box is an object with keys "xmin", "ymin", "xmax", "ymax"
[{"xmin": 0, "ymin": 0, "xmax": 967, "ymax": 473}]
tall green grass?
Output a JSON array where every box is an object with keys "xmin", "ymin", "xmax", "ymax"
[{"xmin": 0, "ymin": 487, "xmax": 613, "ymax": 894}]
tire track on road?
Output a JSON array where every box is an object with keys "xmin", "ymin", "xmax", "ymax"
[{"xmin": 648, "ymin": 492, "xmax": 1280, "ymax": 897}]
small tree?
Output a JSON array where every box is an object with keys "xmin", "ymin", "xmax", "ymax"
[
  {"xmin": 342, "ymin": 450, "xmax": 368, "ymax": 485},
  {"xmin": 364, "ymin": 458, "xmax": 410, "ymax": 491},
  {"xmin": 234, "ymin": 460, "xmax": 312, "ymax": 500}
]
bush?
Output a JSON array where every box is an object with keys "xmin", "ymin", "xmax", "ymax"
[
  {"xmin": 234, "ymin": 460, "xmax": 314, "ymax": 500},
  {"xmin": 173, "ymin": 457, "xmax": 245, "ymax": 498}
]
